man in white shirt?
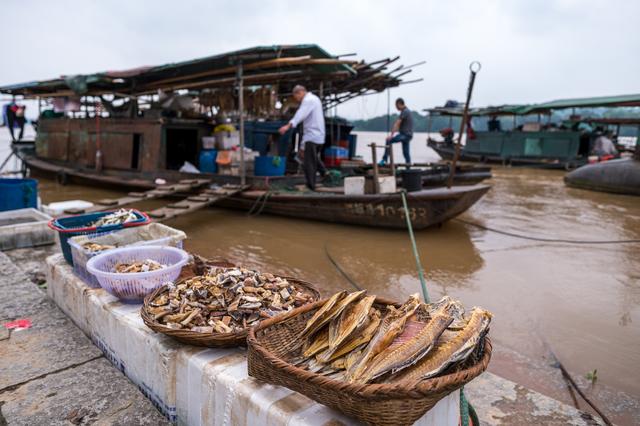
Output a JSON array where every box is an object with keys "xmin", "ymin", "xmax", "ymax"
[{"xmin": 279, "ymin": 85, "xmax": 326, "ymax": 190}]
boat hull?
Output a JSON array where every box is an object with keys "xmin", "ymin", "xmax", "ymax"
[
  {"xmin": 564, "ymin": 158, "xmax": 640, "ymax": 196},
  {"xmin": 219, "ymin": 186, "xmax": 490, "ymax": 229},
  {"xmin": 429, "ymin": 141, "xmax": 586, "ymax": 170},
  {"xmin": 21, "ymin": 155, "xmax": 490, "ymax": 229}
]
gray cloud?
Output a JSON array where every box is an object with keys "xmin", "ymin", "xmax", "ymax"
[{"xmin": 2, "ymin": 0, "xmax": 638, "ymax": 119}]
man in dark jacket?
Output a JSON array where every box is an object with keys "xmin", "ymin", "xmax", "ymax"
[{"xmin": 381, "ymin": 98, "xmax": 413, "ymax": 164}]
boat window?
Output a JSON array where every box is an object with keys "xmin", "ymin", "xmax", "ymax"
[{"xmin": 165, "ymin": 128, "xmax": 199, "ymax": 170}]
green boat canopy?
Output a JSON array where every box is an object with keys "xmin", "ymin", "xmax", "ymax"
[{"xmin": 426, "ymin": 94, "xmax": 640, "ymax": 117}]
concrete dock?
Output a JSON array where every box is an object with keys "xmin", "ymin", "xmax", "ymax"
[{"xmin": 0, "ymin": 245, "xmax": 604, "ymax": 426}]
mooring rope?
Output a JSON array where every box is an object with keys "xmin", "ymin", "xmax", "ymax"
[{"xmin": 454, "ymin": 218, "xmax": 640, "ymax": 245}]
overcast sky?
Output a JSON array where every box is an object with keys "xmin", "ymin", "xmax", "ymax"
[{"xmin": 2, "ymin": 0, "xmax": 638, "ymax": 119}]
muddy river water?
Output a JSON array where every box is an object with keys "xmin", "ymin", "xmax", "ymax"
[{"xmin": 7, "ymin": 131, "xmax": 639, "ymax": 423}]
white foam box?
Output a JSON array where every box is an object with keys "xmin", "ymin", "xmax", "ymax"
[
  {"xmin": 215, "ymin": 131, "xmax": 240, "ymax": 150},
  {"xmin": 344, "ymin": 176, "xmax": 365, "ymax": 196},
  {"xmin": 0, "ymin": 208, "xmax": 55, "ymax": 250},
  {"xmin": 42, "ymin": 200, "xmax": 94, "ymax": 217},
  {"xmin": 365, "ymin": 175, "xmax": 398, "ymax": 194},
  {"xmin": 46, "ymin": 253, "xmax": 459, "ymax": 425}
]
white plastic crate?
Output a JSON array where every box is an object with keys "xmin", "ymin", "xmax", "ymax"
[
  {"xmin": 0, "ymin": 208, "xmax": 55, "ymax": 250},
  {"xmin": 344, "ymin": 176, "xmax": 365, "ymax": 195},
  {"xmin": 69, "ymin": 223, "xmax": 186, "ymax": 288}
]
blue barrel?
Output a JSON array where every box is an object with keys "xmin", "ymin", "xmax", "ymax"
[
  {"xmin": 254, "ymin": 156, "xmax": 286, "ymax": 176},
  {"xmin": 199, "ymin": 149, "xmax": 218, "ymax": 174},
  {"xmin": 0, "ymin": 178, "xmax": 38, "ymax": 212}
]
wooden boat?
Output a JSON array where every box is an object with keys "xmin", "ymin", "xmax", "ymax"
[
  {"xmin": 219, "ymin": 185, "xmax": 490, "ymax": 229},
  {"xmin": 21, "ymin": 152, "xmax": 489, "ymax": 229},
  {"xmin": 428, "ymin": 140, "xmax": 586, "ymax": 170},
  {"xmin": 425, "ymin": 94, "xmax": 640, "ymax": 169}
]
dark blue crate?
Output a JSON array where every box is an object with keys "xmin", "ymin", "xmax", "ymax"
[{"xmin": 49, "ymin": 210, "xmax": 149, "ymax": 265}]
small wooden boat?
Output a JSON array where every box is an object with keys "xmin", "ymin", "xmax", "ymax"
[
  {"xmin": 21, "ymin": 153, "xmax": 489, "ymax": 229},
  {"xmin": 214, "ymin": 185, "xmax": 490, "ymax": 229}
]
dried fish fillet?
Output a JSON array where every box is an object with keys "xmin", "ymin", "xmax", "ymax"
[
  {"xmin": 328, "ymin": 295, "xmax": 375, "ymax": 350},
  {"xmin": 391, "ymin": 308, "xmax": 492, "ymax": 384},
  {"xmin": 301, "ymin": 291, "xmax": 346, "ymax": 337},
  {"xmin": 316, "ymin": 309, "xmax": 380, "ymax": 364},
  {"xmin": 355, "ymin": 304, "xmax": 453, "ymax": 383},
  {"xmin": 345, "ymin": 294, "xmax": 421, "ymax": 382}
]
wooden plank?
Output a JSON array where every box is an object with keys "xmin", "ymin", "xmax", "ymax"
[
  {"xmin": 73, "ymin": 179, "xmax": 212, "ymax": 214},
  {"xmin": 150, "ymin": 185, "xmax": 248, "ymax": 222}
]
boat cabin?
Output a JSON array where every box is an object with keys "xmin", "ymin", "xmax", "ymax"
[
  {"xmin": 0, "ymin": 45, "xmax": 408, "ymax": 182},
  {"xmin": 426, "ymin": 94, "xmax": 640, "ymax": 167}
]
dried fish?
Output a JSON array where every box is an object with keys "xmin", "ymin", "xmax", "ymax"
[
  {"xmin": 83, "ymin": 242, "xmax": 115, "ymax": 252},
  {"xmin": 391, "ymin": 308, "xmax": 492, "ymax": 384},
  {"xmin": 280, "ymin": 291, "xmax": 491, "ymax": 387},
  {"xmin": 354, "ymin": 303, "xmax": 453, "ymax": 383},
  {"xmin": 91, "ymin": 209, "xmax": 138, "ymax": 227},
  {"xmin": 147, "ymin": 267, "xmax": 315, "ymax": 334},
  {"xmin": 114, "ymin": 259, "xmax": 166, "ymax": 273},
  {"xmin": 345, "ymin": 294, "xmax": 421, "ymax": 382}
]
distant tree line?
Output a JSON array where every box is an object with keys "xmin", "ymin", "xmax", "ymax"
[{"xmin": 351, "ymin": 107, "xmax": 640, "ymax": 134}]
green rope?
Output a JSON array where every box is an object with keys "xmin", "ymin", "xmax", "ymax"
[
  {"xmin": 460, "ymin": 387, "xmax": 470, "ymax": 426},
  {"xmin": 400, "ymin": 190, "xmax": 430, "ymax": 303}
]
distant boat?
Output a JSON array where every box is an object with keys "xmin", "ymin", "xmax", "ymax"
[
  {"xmin": 425, "ymin": 93, "xmax": 640, "ymax": 169},
  {"xmin": 564, "ymin": 157, "xmax": 640, "ymax": 196}
]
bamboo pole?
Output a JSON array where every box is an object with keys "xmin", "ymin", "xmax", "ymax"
[
  {"xmin": 447, "ymin": 62, "xmax": 481, "ymax": 188},
  {"xmin": 238, "ymin": 63, "xmax": 246, "ymax": 186},
  {"xmin": 370, "ymin": 143, "xmax": 380, "ymax": 194}
]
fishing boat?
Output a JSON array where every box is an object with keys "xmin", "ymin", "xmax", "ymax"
[
  {"xmin": 1, "ymin": 44, "xmax": 491, "ymax": 229},
  {"xmin": 425, "ymin": 94, "xmax": 640, "ymax": 169}
]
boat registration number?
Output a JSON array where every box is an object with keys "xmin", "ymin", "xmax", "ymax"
[{"xmin": 345, "ymin": 203, "xmax": 427, "ymax": 220}]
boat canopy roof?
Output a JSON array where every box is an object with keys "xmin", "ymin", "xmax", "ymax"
[
  {"xmin": 426, "ymin": 93, "xmax": 640, "ymax": 117},
  {"xmin": 0, "ymin": 44, "xmax": 409, "ymax": 106}
]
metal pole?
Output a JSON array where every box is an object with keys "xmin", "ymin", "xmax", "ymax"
[
  {"xmin": 389, "ymin": 144, "xmax": 396, "ymax": 176},
  {"xmin": 370, "ymin": 143, "xmax": 380, "ymax": 194},
  {"xmin": 447, "ymin": 61, "xmax": 481, "ymax": 188},
  {"xmin": 386, "ymin": 88, "xmax": 391, "ymax": 134},
  {"xmin": 237, "ymin": 62, "xmax": 246, "ymax": 186}
]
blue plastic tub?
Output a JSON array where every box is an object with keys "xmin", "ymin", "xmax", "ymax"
[
  {"xmin": 48, "ymin": 209, "xmax": 150, "ymax": 265},
  {"xmin": 199, "ymin": 149, "xmax": 218, "ymax": 173},
  {"xmin": 254, "ymin": 156, "xmax": 286, "ymax": 176},
  {"xmin": 0, "ymin": 178, "xmax": 38, "ymax": 212},
  {"xmin": 324, "ymin": 146, "xmax": 349, "ymax": 159}
]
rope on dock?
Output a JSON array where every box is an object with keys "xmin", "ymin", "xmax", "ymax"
[{"xmin": 454, "ymin": 218, "xmax": 640, "ymax": 245}]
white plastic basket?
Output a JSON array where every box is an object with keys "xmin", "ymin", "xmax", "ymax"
[
  {"xmin": 69, "ymin": 223, "xmax": 186, "ymax": 288},
  {"xmin": 86, "ymin": 246, "xmax": 189, "ymax": 303}
]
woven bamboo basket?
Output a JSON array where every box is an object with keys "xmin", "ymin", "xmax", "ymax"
[
  {"xmin": 141, "ymin": 274, "xmax": 321, "ymax": 348},
  {"xmin": 247, "ymin": 298, "xmax": 492, "ymax": 426}
]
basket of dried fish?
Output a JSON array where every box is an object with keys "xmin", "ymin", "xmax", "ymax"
[
  {"xmin": 247, "ymin": 291, "xmax": 492, "ymax": 426},
  {"xmin": 140, "ymin": 267, "xmax": 321, "ymax": 347},
  {"xmin": 48, "ymin": 208, "xmax": 150, "ymax": 265}
]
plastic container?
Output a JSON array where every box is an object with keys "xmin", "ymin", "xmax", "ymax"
[
  {"xmin": 324, "ymin": 146, "xmax": 349, "ymax": 159},
  {"xmin": 254, "ymin": 156, "xmax": 286, "ymax": 176},
  {"xmin": 69, "ymin": 223, "xmax": 186, "ymax": 288},
  {"xmin": 199, "ymin": 149, "xmax": 218, "ymax": 174},
  {"xmin": 86, "ymin": 246, "xmax": 189, "ymax": 303},
  {"xmin": 0, "ymin": 178, "xmax": 38, "ymax": 212},
  {"xmin": 48, "ymin": 209, "xmax": 150, "ymax": 266},
  {"xmin": 400, "ymin": 169, "xmax": 423, "ymax": 192},
  {"xmin": 0, "ymin": 208, "xmax": 55, "ymax": 250},
  {"xmin": 202, "ymin": 136, "xmax": 216, "ymax": 150}
]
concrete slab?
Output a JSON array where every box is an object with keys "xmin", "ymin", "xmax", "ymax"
[
  {"xmin": 0, "ymin": 251, "xmax": 102, "ymax": 389},
  {"xmin": 0, "ymin": 251, "xmax": 174, "ymax": 425},
  {"xmin": 465, "ymin": 372, "xmax": 604, "ymax": 426},
  {"xmin": 0, "ymin": 357, "xmax": 170, "ymax": 426}
]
